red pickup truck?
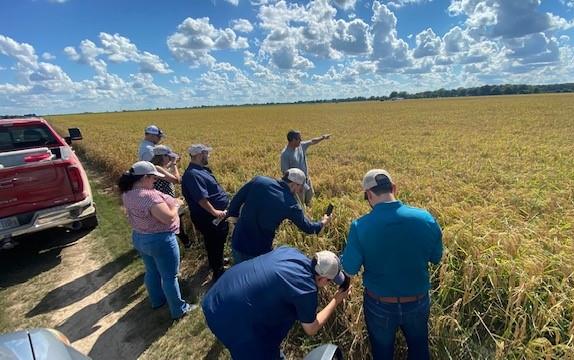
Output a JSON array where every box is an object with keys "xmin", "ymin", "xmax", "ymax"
[{"xmin": 0, "ymin": 116, "xmax": 97, "ymax": 249}]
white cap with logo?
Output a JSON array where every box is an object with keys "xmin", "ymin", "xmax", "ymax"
[
  {"xmin": 362, "ymin": 169, "xmax": 393, "ymax": 191},
  {"xmin": 145, "ymin": 125, "xmax": 165, "ymax": 137},
  {"xmin": 130, "ymin": 161, "xmax": 165, "ymax": 177},
  {"xmin": 314, "ymin": 250, "xmax": 345, "ymax": 285},
  {"xmin": 153, "ymin": 145, "xmax": 179, "ymax": 158},
  {"xmin": 285, "ymin": 168, "xmax": 306, "ymax": 185},
  {"xmin": 188, "ymin": 144, "xmax": 213, "ymax": 156}
]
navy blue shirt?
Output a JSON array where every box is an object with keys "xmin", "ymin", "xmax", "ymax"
[
  {"xmin": 341, "ymin": 201, "xmax": 443, "ymax": 297},
  {"xmin": 202, "ymin": 246, "xmax": 318, "ymax": 355},
  {"xmin": 227, "ymin": 176, "xmax": 323, "ymax": 256},
  {"xmin": 181, "ymin": 163, "xmax": 229, "ymax": 216}
]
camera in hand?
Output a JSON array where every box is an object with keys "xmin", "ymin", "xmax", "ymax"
[
  {"xmin": 339, "ymin": 273, "xmax": 350, "ymax": 291},
  {"xmin": 325, "ymin": 203, "xmax": 334, "ymax": 216}
]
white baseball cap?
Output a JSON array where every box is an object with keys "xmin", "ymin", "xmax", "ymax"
[
  {"xmin": 285, "ymin": 168, "xmax": 306, "ymax": 185},
  {"xmin": 188, "ymin": 144, "xmax": 213, "ymax": 156},
  {"xmin": 130, "ymin": 161, "xmax": 165, "ymax": 177},
  {"xmin": 153, "ymin": 145, "xmax": 179, "ymax": 158},
  {"xmin": 362, "ymin": 169, "xmax": 393, "ymax": 191},
  {"xmin": 145, "ymin": 125, "xmax": 165, "ymax": 137},
  {"xmin": 314, "ymin": 251, "xmax": 345, "ymax": 285}
]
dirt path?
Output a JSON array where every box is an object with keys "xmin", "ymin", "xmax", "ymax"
[
  {"xmin": 0, "ymin": 202, "xmax": 214, "ymax": 359},
  {"xmin": 1, "ymin": 226, "xmax": 141, "ymax": 354}
]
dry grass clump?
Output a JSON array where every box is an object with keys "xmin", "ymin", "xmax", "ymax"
[{"xmin": 50, "ymin": 94, "xmax": 574, "ymax": 359}]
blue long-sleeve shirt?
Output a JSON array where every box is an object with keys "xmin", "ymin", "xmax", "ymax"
[
  {"xmin": 341, "ymin": 201, "xmax": 443, "ymax": 297},
  {"xmin": 228, "ymin": 176, "xmax": 323, "ymax": 256}
]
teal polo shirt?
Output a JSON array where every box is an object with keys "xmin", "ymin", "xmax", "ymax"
[{"xmin": 341, "ymin": 201, "xmax": 443, "ymax": 297}]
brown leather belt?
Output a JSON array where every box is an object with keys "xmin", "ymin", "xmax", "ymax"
[{"xmin": 366, "ymin": 289, "xmax": 425, "ymax": 304}]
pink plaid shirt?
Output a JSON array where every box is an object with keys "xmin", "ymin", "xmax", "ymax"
[{"xmin": 122, "ymin": 188, "xmax": 180, "ymax": 234}]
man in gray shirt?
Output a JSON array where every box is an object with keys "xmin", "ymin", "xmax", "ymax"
[
  {"xmin": 138, "ymin": 125, "xmax": 164, "ymax": 161},
  {"xmin": 280, "ymin": 130, "xmax": 330, "ymax": 206}
]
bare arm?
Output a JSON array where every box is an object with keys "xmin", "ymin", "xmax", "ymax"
[
  {"xmin": 150, "ymin": 201, "xmax": 180, "ymax": 225},
  {"xmin": 156, "ymin": 165, "xmax": 180, "ymax": 184},
  {"xmin": 309, "ymin": 134, "xmax": 331, "ymax": 145},
  {"xmin": 301, "ymin": 286, "xmax": 351, "ymax": 336},
  {"xmin": 198, "ymin": 198, "xmax": 226, "ymax": 218}
]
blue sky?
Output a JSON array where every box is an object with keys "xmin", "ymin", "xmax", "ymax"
[{"xmin": 1, "ymin": 0, "xmax": 573, "ymax": 114}]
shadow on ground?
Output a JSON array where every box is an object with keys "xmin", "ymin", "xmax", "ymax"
[
  {"xmin": 0, "ymin": 227, "xmax": 94, "ymax": 288},
  {"xmin": 26, "ymin": 249, "xmax": 139, "ymax": 317},
  {"xmin": 84, "ymin": 265, "xmax": 215, "ymax": 360},
  {"xmin": 180, "ymin": 263, "xmax": 212, "ymax": 303},
  {"xmin": 87, "ymin": 297, "xmax": 174, "ymax": 360},
  {"xmin": 57, "ymin": 273, "xmax": 144, "ymax": 342}
]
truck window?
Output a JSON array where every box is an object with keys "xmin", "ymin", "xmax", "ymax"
[{"xmin": 0, "ymin": 125, "xmax": 60, "ymax": 152}]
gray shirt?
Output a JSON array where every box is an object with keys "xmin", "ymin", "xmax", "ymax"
[
  {"xmin": 138, "ymin": 139, "xmax": 155, "ymax": 161},
  {"xmin": 280, "ymin": 141, "xmax": 311, "ymax": 178}
]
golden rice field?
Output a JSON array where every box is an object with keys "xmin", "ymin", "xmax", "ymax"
[{"xmin": 50, "ymin": 93, "xmax": 574, "ymax": 359}]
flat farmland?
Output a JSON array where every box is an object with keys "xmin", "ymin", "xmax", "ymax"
[{"xmin": 50, "ymin": 94, "xmax": 574, "ymax": 359}]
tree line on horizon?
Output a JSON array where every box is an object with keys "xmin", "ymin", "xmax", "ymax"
[
  {"xmin": 301, "ymin": 82, "xmax": 574, "ymax": 104},
  {"xmin": 38, "ymin": 82, "xmax": 574, "ymax": 116}
]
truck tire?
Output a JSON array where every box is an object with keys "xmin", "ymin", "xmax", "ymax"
[{"xmin": 80, "ymin": 214, "xmax": 98, "ymax": 230}]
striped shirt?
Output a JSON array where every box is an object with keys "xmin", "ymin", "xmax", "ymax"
[{"xmin": 122, "ymin": 188, "xmax": 179, "ymax": 234}]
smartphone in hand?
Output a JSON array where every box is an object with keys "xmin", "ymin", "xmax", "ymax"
[
  {"xmin": 339, "ymin": 273, "xmax": 350, "ymax": 291},
  {"xmin": 325, "ymin": 203, "xmax": 334, "ymax": 216}
]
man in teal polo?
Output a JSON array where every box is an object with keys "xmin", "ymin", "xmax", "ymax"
[{"xmin": 341, "ymin": 169, "xmax": 443, "ymax": 359}]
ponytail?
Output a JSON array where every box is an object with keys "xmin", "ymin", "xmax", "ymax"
[{"xmin": 118, "ymin": 171, "xmax": 144, "ymax": 193}]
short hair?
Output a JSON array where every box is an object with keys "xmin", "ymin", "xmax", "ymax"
[
  {"xmin": 369, "ymin": 174, "xmax": 393, "ymax": 195},
  {"xmin": 281, "ymin": 171, "xmax": 293, "ymax": 183},
  {"xmin": 287, "ymin": 130, "xmax": 301, "ymax": 142}
]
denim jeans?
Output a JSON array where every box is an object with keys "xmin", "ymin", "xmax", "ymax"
[
  {"xmin": 363, "ymin": 291, "xmax": 430, "ymax": 360},
  {"xmin": 132, "ymin": 231, "xmax": 187, "ymax": 319}
]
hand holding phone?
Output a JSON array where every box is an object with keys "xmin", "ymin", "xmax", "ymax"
[
  {"xmin": 325, "ymin": 203, "xmax": 334, "ymax": 216},
  {"xmin": 339, "ymin": 273, "xmax": 350, "ymax": 291}
]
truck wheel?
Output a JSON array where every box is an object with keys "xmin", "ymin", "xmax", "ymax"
[{"xmin": 80, "ymin": 214, "xmax": 98, "ymax": 230}]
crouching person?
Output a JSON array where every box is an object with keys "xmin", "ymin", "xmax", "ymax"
[{"xmin": 202, "ymin": 246, "xmax": 351, "ymax": 360}]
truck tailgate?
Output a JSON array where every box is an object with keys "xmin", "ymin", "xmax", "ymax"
[{"xmin": 0, "ymin": 161, "xmax": 75, "ymax": 219}]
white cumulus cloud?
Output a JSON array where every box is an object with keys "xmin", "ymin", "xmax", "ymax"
[
  {"xmin": 98, "ymin": 33, "xmax": 172, "ymax": 74},
  {"xmin": 0, "ymin": 35, "xmax": 39, "ymax": 69},
  {"xmin": 167, "ymin": 17, "xmax": 249, "ymax": 67},
  {"xmin": 371, "ymin": 1, "xmax": 412, "ymax": 71},
  {"xmin": 448, "ymin": 0, "xmax": 570, "ymax": 39},
  {"xmin": 413, "ymin": 28, "xmax": 441, "ymax": 58},
  {"xmin": 231, "ymin": 19, "xmax": 254, "ymax": 33},
  {"xmin": 388, "ymin": 0, "xmax": 432, "ymax": 9},
  {"xmin": 42, "ymin": 52, "xmax": 56, "ymax": 61},
  {"xmin": 331, "ymin": 0, "xmax": 357, "ymax": 10}
]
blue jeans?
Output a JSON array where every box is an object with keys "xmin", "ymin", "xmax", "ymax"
[
  {"xmin": 364, "ymin": 291, "xmax": 430, "ymax": 360},
  {"xmin": 132, "ymin": 231, "xmax": 187, "ymax": 319},
  {"xmin": 231, "ymin": 248, "xmax": 257, "ymax": 265}
]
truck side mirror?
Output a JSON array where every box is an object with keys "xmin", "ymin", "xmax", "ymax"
[{"xmin": 66, "ymin": 128, "xmax": 83, "ymax": 144}]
